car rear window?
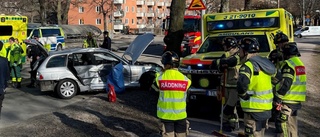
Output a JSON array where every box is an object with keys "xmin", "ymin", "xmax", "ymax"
[{"xmin": 46, "ymin": 55, "xmax": 67, "ymax": 68}]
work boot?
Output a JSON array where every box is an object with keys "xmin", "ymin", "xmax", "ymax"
[
  {"xmin": 222, "ymin": 122, "xmax": 233, "ymax": 132},
  {"xmin": 17, "ymin": 82, "xmax": 21, "ymax": 88}
]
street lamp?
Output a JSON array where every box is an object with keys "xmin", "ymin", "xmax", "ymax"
[{"xmin": 302, "ymin": 0, "xmax": 305, "ymax": 27}]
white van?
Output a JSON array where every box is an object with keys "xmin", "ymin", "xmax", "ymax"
[{"xmin": 294, "ymin": 26, "xmax": 320, "ymax": 38}]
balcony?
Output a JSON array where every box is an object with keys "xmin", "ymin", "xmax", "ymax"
[
  {"xmin": 113, "ymin": 11, "xmax": 123, "ymax": 17},
  {"xmin": 114, "ymin": 0, "xmax": 123, "ymax": 4},
  {"xmin": 157, "ymin": 13, "xmax": 165, "ymax": 18},
  {"xmin": 165, "ymin": 2, "xmax": 171, "ymax": 7},
  {"xmin": 146, "ymin": 1, "xmax": 155, "ymax": 6},
  {"xmin": 146, "ymin": 13, "xmax": 154, "ymax": 17},
  {"xmin": 146, "ymin": 24, "xmax": 154, "ymax": 28},
  {"xmin": 114, "ymin": 24, "xmax": 123, "ymax": 30},
  {"xmin": 157, "ymin": 2, "xmax": 164, "ymax": 7},
  {"xmin": 136, "ymin": 12, "xmax": 144, "ymax": 17},
  {"xmin": 137, "ymin": 0, "xmax": 144, "ymax": 5},
  {"xmin": 137, "ymin": 25, "xmax": 146, "ymax": 28}
]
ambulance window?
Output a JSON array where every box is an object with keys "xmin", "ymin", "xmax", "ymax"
[{"xmin": 0, "ymin": 26, "xmax": 12, "ymax": 36}]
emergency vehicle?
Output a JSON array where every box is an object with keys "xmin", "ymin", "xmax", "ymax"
[
  {"xmin": 0, "ymin": 15, "xmax": 28, "ymax": 63},
  {"xmin": 28, "ymin": 26, "xmax": 65, "ymax": 51},
  {"xmin": 163, "ymin": 15, "xmax": 201, "ymax": 56},
  {"xmin": 179, "ymin": 8, "xmax": 294, "ymax": 101}
]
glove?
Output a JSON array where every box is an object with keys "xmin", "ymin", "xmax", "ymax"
[
  {"xmin": 273, "ymin": 95, "xmax": 282, "ymax": 111},
  {"xmin": 239, "ymin": 93, "xmax": 251, "ymax": 101}
]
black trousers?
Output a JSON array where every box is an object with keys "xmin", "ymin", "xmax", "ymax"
[
  {"xmin": 0, "ymin": 93, "xmax": 5, "ymax": 119},
  {"xmin": 161, "ymin": 118, "xmax": 187, "ymax": 136}
]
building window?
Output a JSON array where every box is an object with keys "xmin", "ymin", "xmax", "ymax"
[
  {"xmin": 79, "ymin": 6, "xmax": 84, "ymax": 13},
  {"xmin": 132, "ymin": 19, "xmax": 134, "ymax": 24},
  {"xmin": 79, "ymin": 19, "xmax": 84, "ymax": 25},
  {"xmin": 125, "ymin": 18, "xmax": 128, "ymax": 24},
  {"xmin": 96, "ymin": 19, "xmax": 101, "ymax": 25},
  {"xmin": 96, "ymin": 6, "xmax": 101, "ymax": 13},
  {"xmin": 132, "ymin": 6, "xmax": 135, "ymax": 12}
]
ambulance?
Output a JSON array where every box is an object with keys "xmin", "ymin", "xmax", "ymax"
[
  {"xmin": 0, "ymin": 15, "xmax": 28, "ymax": 63},
  {"xmin": 179, "ymin": 8, "xmax": 294, "ymax": 102}
]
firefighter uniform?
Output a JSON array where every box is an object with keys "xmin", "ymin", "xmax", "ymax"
[
  {"xmin": 152, "ymin": 51, "xmax": 191, "ymax": 137},
  {"xmin": 274, "ymin": 43, "xmax": 306, "ymax": 137},
  {"xmin": 83, "ymin": 32, "xmax": 97, "ymax": 48},
  {"xmin": 237, "ymin": 37, "xmax": 276, "ymax": 137},
  {"xmin": 9, "ymin": 41, "xmax": 23, "ymax": 88},
  {"xmin": 211, "ymin": 37, "xmax": 244, "ymax": 131}
]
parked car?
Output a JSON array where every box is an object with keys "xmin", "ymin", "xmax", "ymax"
[
  {"xmin": 294, "ymin": 26, "xmax": 320, "ymax": 38},
  {"xmin": 35, "ymin": 33, "xmax": 162, "ymax": 99}
]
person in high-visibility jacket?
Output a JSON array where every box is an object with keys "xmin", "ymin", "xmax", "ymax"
[
  {"xmin": 269, "ymin": 32, "xmax": 289, "ymax": 68},
  {"xmin": 273, "ymin": 42, "xmax": 306, "ymax": 137},
  {"xmin": 8, "ymin": 37, "xmax": 23, "ymax": 88},
  {"xmin": 211, "ymin": 37, "xmax": 245, "ymax": 132},
  {"xmin": 237, "ymin": 37, "xmax": 276, "ymax": 137},
  {"xmin": 151, "ymin": 51, "xmax": 191, "ymax": 137},
  {"xmin": 83, "ymin": 32, "xmax": 97, "ymax": 48}
]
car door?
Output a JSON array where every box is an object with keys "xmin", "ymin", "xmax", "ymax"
[{"xmin": 71, "ymin": 52, "xmax": 96, "ymax": 86}]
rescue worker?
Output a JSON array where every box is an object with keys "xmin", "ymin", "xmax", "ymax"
[
  {"xmin": 0, "ymin": 41, "xmax": 10, "ymax": 116},
  {"xmin": 211, "ymin": 37, "xmax": 243, "ymax": 132},
  {"xmin": 27, "ymin": 37, "xmax": 43, "ymax": 88},
  {"xmin": 237, "ymin": 37, "xmax": 276, "ymax": 137},
  {"xmin": 274, "ymin": 42, "xmax": 306, "ymax": 137},
  {"xmin": 9, "ymin": 37, "xmax": 23, "ymax": 88},
  {"xmin": 83, "ymin": 32, "xmax": 97, "ymax": 48},
  {"xmin": 269, "ymin": 32, "xmax": 289, "ymax": 67},
  {"xmin": 151, "ymin": 51, "xmax": 191, "ymax": 137}
]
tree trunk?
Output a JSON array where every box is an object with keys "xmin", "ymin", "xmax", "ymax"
[
  {"xmin": 244, "ymin": 0, "xmax": 252, "ymax": 11},
  {"xmin": 219, "ymin": 0, "xmax": 229, "ymax": 13},
  {"xmin": 163, "ymin": 0, "xmax": 186, "ymax": 57},
  {"xmin": 61, "ymin": 0, "xmax": 71, "ymax": 24},
  {"xmin": 57, "ymin": 0, "xmax": 62, "ymax": 25},
  {"xmin": 39, "ymin": 0, "xmax": 46, "ymax": 25},
  {"xmin": 103, "ymin": 12, "xmax": 107, "ymax": 32}
]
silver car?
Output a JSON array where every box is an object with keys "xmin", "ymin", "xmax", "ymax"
[{"xmin": 36, "ymin": 34, "xmax": 162, "ymax": 99}]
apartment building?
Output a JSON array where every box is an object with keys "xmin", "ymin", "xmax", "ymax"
[{"xmin": 68, "ymin": 0, "xmax": 198, "ymax": 33}]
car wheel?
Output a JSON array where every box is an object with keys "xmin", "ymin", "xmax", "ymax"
[
  {"xmin": 56, "ymin": 79, "xmax": 78, "ymax": 99},
  {"xmin": 298, "ymin": 34, "xmax": 302, "ymax": 38},
  {"xmin": 56, "ymin": 44, "xmax": 62, "ymax": 51},
  {"xmin": 139, "ymin": 71, "xmax": 156, "ymax": 90}
]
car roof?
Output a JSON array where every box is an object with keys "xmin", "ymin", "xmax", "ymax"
[{"xmin": 49, "ymin": 48, "xmax": 110, "ymax": 56}]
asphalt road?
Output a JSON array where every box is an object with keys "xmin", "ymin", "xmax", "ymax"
[{"xmin": 1, "ymin": 35, "xmax": 319, "ymax": 136}]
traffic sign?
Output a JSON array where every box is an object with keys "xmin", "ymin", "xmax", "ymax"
[{"xmin": 187, "ymin": 0, "xmax": 206, "ymax": 10}]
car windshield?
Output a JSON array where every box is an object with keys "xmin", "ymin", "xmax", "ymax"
[
  {"xmin": 197, "ymin": 35, "xmax": 270, "ymax": 53},
  {"xmin": 42, "ymin": 29, "xmax": 61, "ymax": 37}
]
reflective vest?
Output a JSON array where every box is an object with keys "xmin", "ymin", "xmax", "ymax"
[
  {"xmin": 83, "ymin": 38, "xmax": 97, "ymax": 48},
  {"xmin": 240, "ymin": 61, "xmax": 273, "ymax": 112},
  {"xmin": 156, "ymin": 69, "xmax": 191, "ymax": 120},
  {"xmin": 281, "ymin": 57, "xmax": 307, "ymax": 103},
  {"xmin": 10, "ymin": 43, "xmax": 23, "ymax": 65}
]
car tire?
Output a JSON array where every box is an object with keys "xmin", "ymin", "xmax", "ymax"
[
  {"xmin": 56, "ymin": 79, "xmax": 78, "ymax": 99},
  {"xmin": 56, "ymin": 44, "xmax": 62, "ymax": 51},
  {"xmin": 298, "ymin": 34, "xmax": 302, "ymax": 38},
  {"xmin": 139, "ymin": 71, "xmax": 156, "ymax": 90}
]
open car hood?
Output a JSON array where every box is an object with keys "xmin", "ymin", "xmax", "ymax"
[
  {"xmin": 122, "ymin": 33, "xmax": 154, "ymax": 64},
  {"xmin": 24, "ymin": 39, "xmax": 49, "ymax": 57}
]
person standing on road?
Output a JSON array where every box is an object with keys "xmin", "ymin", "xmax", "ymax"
[
  {"xmin": 9, "ymin": 37, "xmax": 23, "ymax": 88},
  {"xmin": 211, "ymin": 37, "xmax": 243, "ymax": 132},
  {"xmin": 26, "ymin": 38, "xmax": 43, "ymax": 88},
  {"xmin": 237, "ymin": 37, "xmax": 276, "ymax": 137},
  {"xmin": 151, "ymin": 51, "xmax": 191, "ymax": 137},
  {"xmin": 273, "ymin": 42, "xmax": 306, "ymax": 137},
  {"xmin": 0, "ymin": 41, "xmax": 10, "ymax": 117},
  {"xmin": 100, "ymin": 31, "xmax": 112, "ymax": 50},
  {"xmin": 83, "ymin": 32, "xmax": 97, "ymax": 48}
]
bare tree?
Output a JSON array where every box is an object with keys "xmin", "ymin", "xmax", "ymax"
[
  {"xmin": 163, "ymin": 0, "xmax": 186, "ymax": 57},
  {"xmin": 219, "ymin": 0, "xmax": 229, "ymax": 13},
  {"xmin": 244, "ymin": 0, "xmax": 252, "ymax": 11},
  {"xmin": 39, "ymin": 0, "xmax": 46, "ymax": 25}
]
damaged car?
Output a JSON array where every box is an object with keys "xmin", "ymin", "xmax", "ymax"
[{"xmin": 35, "ymin": 33, "xmax": 162, "ymax": 99}]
